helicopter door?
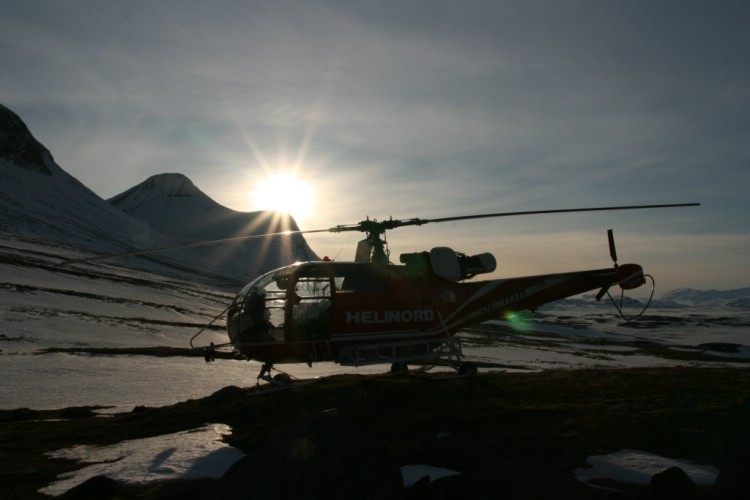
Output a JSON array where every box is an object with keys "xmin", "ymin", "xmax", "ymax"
[{"xmin": 288, "ymin": 266, "xmax": 334, "ymax": 342}]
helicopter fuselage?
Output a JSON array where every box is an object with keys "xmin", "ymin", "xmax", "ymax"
[{"xmin": 226, "ymin": 259, "xmax": 643, "ymax": 366}]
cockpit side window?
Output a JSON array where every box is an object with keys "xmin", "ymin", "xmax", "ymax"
[
  {"xmin": 244, "ymin": 272, "xmax": 284, "ymax": 333},
  {"xmin": 288, "ymin": 265, "xmax": 334, "ymax": 341}
]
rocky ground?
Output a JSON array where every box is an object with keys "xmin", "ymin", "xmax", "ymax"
[{"xmin": 2, "ymin": 367, "xmax": 749, "ymax": 499}]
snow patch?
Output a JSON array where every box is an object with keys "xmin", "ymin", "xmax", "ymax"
[
  {"xmin": 401, "ymin": 464, "xmax": 461, "ymax": 487},
  {"xmin": 574, "ymin": 449, "xmax": 718, "ymax": 489},
  {"xmin": 39, "ymin": 423, "xmax": 244, "ymax": 496}
]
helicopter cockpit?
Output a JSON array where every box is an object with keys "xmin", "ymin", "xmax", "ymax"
[
  {"xmin": 229, "ymin": 260, "xmax": 425, "ymax": 348},
  {"xmin": 228, "ymin": 262, "xmax": 386, "ymax": 347}
]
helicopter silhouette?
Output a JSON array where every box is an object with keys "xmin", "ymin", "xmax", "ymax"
[{"xmin": 64, "ymin": 203, "xmax": 698, "ymax": 379}]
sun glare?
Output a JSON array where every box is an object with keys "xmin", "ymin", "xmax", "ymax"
[{"xmin": 252, "ymin": 172, "xmax": 316, "ymax": 223}]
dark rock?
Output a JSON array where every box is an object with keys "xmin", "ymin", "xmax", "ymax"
[
  {"xmin": 0, "ymin": 103, "xmax": 54, "ymax": 175},
  {"xmin": 426, "ymin": 473, "xmax": 464, "ymax": 499},
  {"xmin": 406, "ymin": 461, "xmax": 514, "ymax": 500},
  {"xmin": 403, "ymin": 475, "xmax": 431, "ymax": 500},
  {"xmin": 59, "ymin": 407, "xmax": 96, "ymax": 419},
  {"xmin": 649, "ymin": 466, "xmax": 696, "ymax": 500},
  {"xmin": 60, "ymin": 475, "xmax": 123, "ymax": 499},
  {"xmin": 216, "ymin": 416, "xmax": 402, "ymax": 499},
  {"xmin": 586, "ymin": 477, "xmax": 621, "ymax": 489},
  {"xmin": 208, "ymin": 385, "xmax": 245, "ymax": 403},
  {"xmin": 714, "ymin": 458, "xmax": 748, "ymax": 499},
  {"xmin": 453, "ymin": 462, "xmax": 515, "ymax": 499},
  {"xmin": 0, "ymin": 407, "xmax": 39, "ymax": 422}
]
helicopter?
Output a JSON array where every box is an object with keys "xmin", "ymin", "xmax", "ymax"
[{"xmin": 64, "ymin": 203, "xmax": 699, "ymax": 379}]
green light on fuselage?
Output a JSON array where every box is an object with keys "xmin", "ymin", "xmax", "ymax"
[{"xmin": 503, "ymin": 310, "xmax": 531, "ymax": 331}]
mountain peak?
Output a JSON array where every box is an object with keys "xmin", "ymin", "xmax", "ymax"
[
  {"xmin": 0, "ymin": 103, "xmax": 54, "ymax": 175},
  {"xmin": 109, "ymin": 173, "xmax": 225, "ymax": 214},
  {"xmin": 1, "ymin": 103, "xmax": 318, "ymax": 282},
  {"xmin": 140, "ymin": 173, "xmax": 201, "ymax": 197},
  {"xmin": 115, "ymin": 172, "xmax": 208, "ymax": 198},
  {"xmin": 108, "ymin": 173, "xmax": 307, "ymax": 243}
]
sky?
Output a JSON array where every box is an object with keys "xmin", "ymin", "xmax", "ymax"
[{"xmin": 2, "ymin": 0, "xmax": 749, "ymax": 292}]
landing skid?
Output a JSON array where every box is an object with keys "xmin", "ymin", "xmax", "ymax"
[
  {"xmin": 255, "ymin": 338, "xmax": 476, "ymax": 387},
  {"xmin": 341, "ymin": 338, "xmax": 477, "ymax": 376},
  {"xmin": 339, "ymin": 337, "xmax": 465, "ymax": 368}
]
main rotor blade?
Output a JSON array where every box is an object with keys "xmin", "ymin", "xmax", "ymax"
[
  {"xmin": 60, "ymin": 228, "xmax": 332, "ymax": 266},
  {"xmin": 329, "ymin": 202, "xmax": 700, "ymax": 233},
  {"xmin": 61, "ymin": 202, "xmax": 699, "ymax": 266},
  {"xmin": 421, "ymin": 203, "xmax": 701, "ymax": 226}
]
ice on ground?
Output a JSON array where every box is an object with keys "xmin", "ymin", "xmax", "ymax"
[
  {"xmin": 0, "ymin": 353, "xmax": 400, "ymax": 412},
  {"xmin": 574, "ymin": 449, "xmax": 719, "ymax": 489},
  {"xmin": 38, "ymin": 423, "xmax": 245, "ymax": 497}
]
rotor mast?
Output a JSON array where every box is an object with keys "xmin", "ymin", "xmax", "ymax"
[
  {"xmin": 361, "ymin": 218, "xmax": 390, "ymax": 264},
  {"xmin": 330, "ymin": 217, "xmax": 426, "ymax": 264}
]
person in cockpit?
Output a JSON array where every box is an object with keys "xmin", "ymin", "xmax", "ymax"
[{"xmin": 239, "ymin": 291, "xmax": 272, "ymax": 339}]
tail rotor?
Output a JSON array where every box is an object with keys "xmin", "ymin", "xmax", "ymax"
[
  {"xmin": 597, "ymin": 229, "xmax": 655, "ymax": 319},
  {"xmin": 607, "ymin": 229, "xmax": 618, "ymax": 268}
]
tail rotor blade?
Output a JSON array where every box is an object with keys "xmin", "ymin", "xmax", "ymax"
[{"xmin": 607, "ymin": 229, "xmax": 618, "ymax": 265}]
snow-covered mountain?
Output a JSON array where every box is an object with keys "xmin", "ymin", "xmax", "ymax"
[
  {"xmin": 0, "ymin": 103, "xmax": 316, "ymax": 288},
  {"xmin": 657, "ymin": 287, "xmax": 750, "ymax": 308},
  {"xmin": 550, "ymin": 287, "xmax": 750, "ymax": 310},
  {"xmin": 108, "ymin": 173, "xmax": 317, "ymax": 281},
  {"xmin": 1, "ymin": 103, "xmax": 167, "ymax": 254}
]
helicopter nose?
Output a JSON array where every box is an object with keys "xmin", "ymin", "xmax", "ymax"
[{"xmin": 617, "ymin": 263, "xmax": 646, "ymax": 290}]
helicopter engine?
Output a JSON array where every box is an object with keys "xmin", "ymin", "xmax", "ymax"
[{"xmin": 400, "ymin": 247, "xmax": 497, "ymax": 281}]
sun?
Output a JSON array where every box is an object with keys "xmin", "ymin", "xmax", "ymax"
[{"xmin": 252, "ymin": 172, "xmax": 315, "ymax": 223}]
